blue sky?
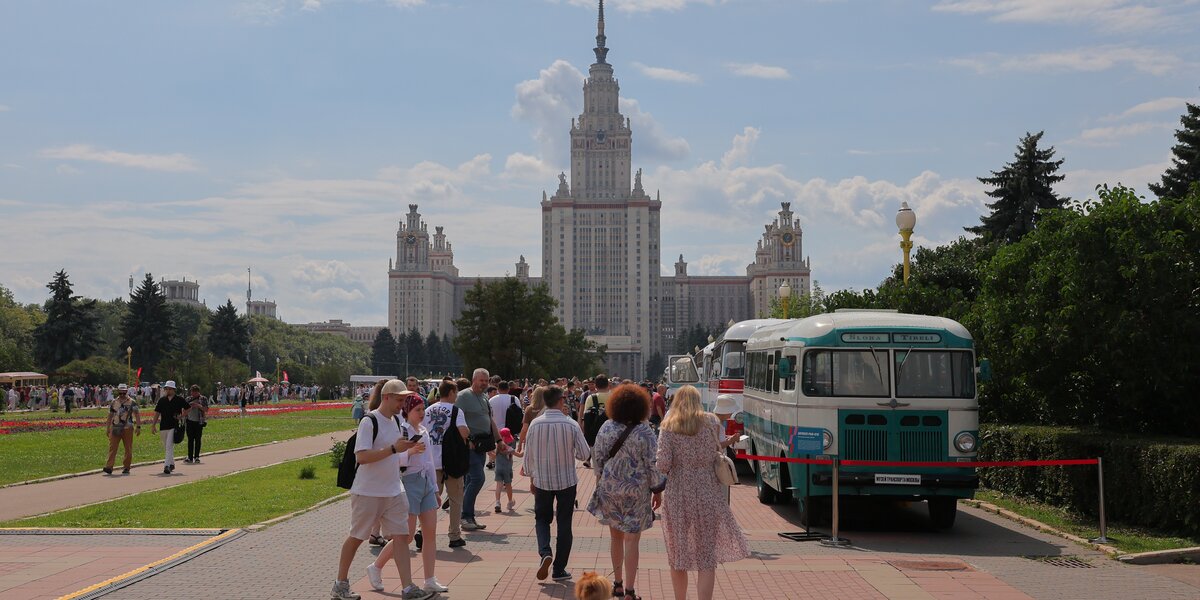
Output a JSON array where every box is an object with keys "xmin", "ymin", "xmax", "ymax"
[{"xmin": 2, "ymin": 0, "xmax": 1197, "ymax": 325}]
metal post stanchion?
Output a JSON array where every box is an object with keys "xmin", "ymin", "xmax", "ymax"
[
  {"xmin": 821, "ymin": 457, "xmax": 851, "ymax": 546},
  {"xmin": 1089, "ymin": 457, "xmax": 1110, "ymax": 544}
]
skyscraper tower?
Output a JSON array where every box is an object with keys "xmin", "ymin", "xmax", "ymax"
[{"xmin": 541, "ymin": 0, "xmax": 661, "ymax": 379}]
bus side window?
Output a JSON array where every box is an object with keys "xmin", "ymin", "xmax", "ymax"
[
  {"xmin": 772, "ymin": 350, "xmax": 781, "ymax": 393},
  {"xmin": 783, "ymin": 354, "xmax": 797, "ymax": 391},
  {"xmin": 803, "ymin": 351, "xmax": 831, "ymax": 397}
]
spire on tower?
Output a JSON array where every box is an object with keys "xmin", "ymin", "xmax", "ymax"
[{"xmin": 594, "ymin": 0, "xmax": 609, "ymax": 64}]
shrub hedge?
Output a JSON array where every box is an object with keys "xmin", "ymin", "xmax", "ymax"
[{"xmin": 979, "ymin": 424, "xmax": 1200, "ymax": 537}]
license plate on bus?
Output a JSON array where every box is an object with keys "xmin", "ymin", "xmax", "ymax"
[{"xmin": 875, "ymin": 474, "xmax": 921, "ymax": 486}]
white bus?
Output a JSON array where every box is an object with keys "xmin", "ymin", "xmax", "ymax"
[{"xmin": 741, "ymin": 310, "xmax": 987, "ymax": 529}]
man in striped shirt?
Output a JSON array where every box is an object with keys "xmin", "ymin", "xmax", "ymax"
[{"xmin": 521, "ymin": 385, "xmax": 590, "ymax": 582}]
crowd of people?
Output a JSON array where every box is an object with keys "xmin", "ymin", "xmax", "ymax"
[
  {"xmin": 334, "ymin": 369, "xmax": 748, "ymax": 600},
  {"xmin": 2, "ymin": 381, "xmax": 344, "ymax": 413}
]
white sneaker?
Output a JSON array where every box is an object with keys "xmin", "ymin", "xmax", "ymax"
[
  {"xmin": 424, "ymin": 577, "xmax": 449, "ymax": 592},
  {"xmin": 366, "ymin": 563, "xmax": 384, "ymax": 591}
]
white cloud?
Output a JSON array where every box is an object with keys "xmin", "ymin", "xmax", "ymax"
[
  {"xmin": 512, "ymin": 60, "xmax": 689, "ymax": 165},
  {"xmin": 1062, "ymin": 158, "xmax": 1170, "ymax": 199},
  {"xmin": 947, "ymin": 46, "xmax": 1181, "ymax": 76},
  {"xmin": 503, "ymin": 152, "xmax": 559, "ymax": 182},
  {"xmin": 39, "ymin": 144, "xmax": 201, "ymax": 172},
  {"xmin": 1069, "ymin": 121, "xmax": 1173, "ymax": 146},
  {"xmin": 55, "ymin": 164, "xmax": 83, "ymax": 176},
  {"xmin": 0, "ymin": 104, "xmax": 10, "ymax": 112},
  {"xmin": 725, "ymin": 62, "xmax": 791, "ymax": 80},
  {"xmin": 632, "ymin": 62, "xmax": 701, "ymax": 83},
  {"xmin": 721, "ymin": 126, "xmax": 760, "ymax": 169},
  {"xmin": 1103, "ymin": 96, "xmax": 1198, "ymax": 121},
  {"xmin": 932, "ymin": 0, "xmax": 1182, "ymax": 33}
]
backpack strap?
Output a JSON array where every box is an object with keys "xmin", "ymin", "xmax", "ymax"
[{"xmin": 367, "ymin": 414, "xmax": 379, "ymax": 443}]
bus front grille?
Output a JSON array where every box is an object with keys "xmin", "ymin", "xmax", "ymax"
[
  {"xmin": 900, "ymin": 430, "xmax": 945, "ymax": 462},
  {"xmin": 843, "ymin": 428, "xmax": 887, "ymax": 461}
]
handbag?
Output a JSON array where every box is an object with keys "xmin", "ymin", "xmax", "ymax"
[
  {"xmin": 715, "ymin": 452, "xmax": 737, "ymax": 486},
  {"xmin": 173, "ymin": 426, "xmax": 186, "ymax": 444}
]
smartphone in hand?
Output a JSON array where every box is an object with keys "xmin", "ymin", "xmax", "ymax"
[{"xmin": 409, "ymin": 434, "xmax": 423, "ymax": 443}]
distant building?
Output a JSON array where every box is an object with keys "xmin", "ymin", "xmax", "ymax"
[
  {"xmin": 247, "ymin": 300, "xmax": 278, "ymax": 320},
  {"xmin": 294, "ymin": 320, "xmax": 382, "ymax": 346},
  {"xmin": 383, "ymin": 2, "xmax": 811, "ymax": 379},
  {"xmin": 160, "ymin": 277, "xmax": 204, "ymax": 308}
]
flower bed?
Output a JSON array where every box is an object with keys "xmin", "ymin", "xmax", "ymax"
[
  {"xmin": 0, "ymin": 420, "xmax": 106, "ymax": 434},
  {"xmin": 208, "ymin": 402, "xmax": 351, "ymax": 419}
]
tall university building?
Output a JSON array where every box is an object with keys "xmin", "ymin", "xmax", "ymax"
[{"xmin": 388, "ymin": 1, "xmax": 811, "ymax": 379}]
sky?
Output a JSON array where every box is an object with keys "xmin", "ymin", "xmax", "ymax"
[{"xmin": 2, "ymin": 0, "xmax": 1198, "ymax": 326}]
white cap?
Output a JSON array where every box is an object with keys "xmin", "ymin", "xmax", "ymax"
[
  {"xmin": 163, "ymin": 380, "xmax": 177, "ymax": 389},
  {"xmin": 714, "ymin": 393, "xmax": 740, "ymax": 415},
  {"xmin": 117, "ymin": 383, "xmax": 128, "ymax": 391}
]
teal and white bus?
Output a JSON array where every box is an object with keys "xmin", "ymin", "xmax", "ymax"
[{"xmin": 741, "ymin": 310, "xmax": 987, "ymax": 529}]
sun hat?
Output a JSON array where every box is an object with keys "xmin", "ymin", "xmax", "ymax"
[
  {"xmin": 163, "ymin": 380, "xmax": 177, "ymax": 390},
  {"xmin": 499, "ymin": 427, "xmax": 514, "ymax": 445},
  {"xmin": 117, "ymin": 383, "xmax": 128, "ymax": 392}
]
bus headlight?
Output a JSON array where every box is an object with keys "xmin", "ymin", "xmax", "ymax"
[
  {"xmin": 954, "ymin": 431, "xmax": 977, "ymax": 453},
  {"xmin": 822, "ymin": 429, "xmax": 833, "ymax": 450},
  {"xmin": 733, "ymin": 412, "xmax": 745, "ymax": 425}
]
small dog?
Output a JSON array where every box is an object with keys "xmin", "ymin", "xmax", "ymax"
[{"xmin": 574, "ymin": 571, "xmax": 613, "ymax": 600}]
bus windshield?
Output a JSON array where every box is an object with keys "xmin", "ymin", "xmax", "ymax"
[
  {"xmin": 895, "ymin": 350, "xmax": 975, "ymax": 398},
  {"xmin": 721, "ymin": 342, "xmax": 746, "ymax": 379},
  {"xmin": 802, "ymin": 350, "xmax": 890, "ymax": 397}
]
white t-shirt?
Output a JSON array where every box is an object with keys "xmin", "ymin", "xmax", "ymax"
[
  {"xmin": 399, "ymin": 421, "xmax": 437, "ymax": 485},
  {"xmin": 421, "ymin": 401, "xmax": 467, "ymax": 470},
  {"xmin": 351, "ymin": 410, "xmax": 404, "ymax": 498},
  {"xmin": 489, "ymin": 394, "xmax": 518, "ymax": 433}
]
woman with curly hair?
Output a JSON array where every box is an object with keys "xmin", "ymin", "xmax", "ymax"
[
  {"xmin": 586, "ymin": 383, "xmax": 664, "ymax": 600},
  {"xmin": 656, "ymin": 384, "xmax": 750, "ymax": 600}
]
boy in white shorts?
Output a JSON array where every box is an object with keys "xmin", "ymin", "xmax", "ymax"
[{"xmin": 332, "ymin": 382, "xmax": 434, "ymax": 600}]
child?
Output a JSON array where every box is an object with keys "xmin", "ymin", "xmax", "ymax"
[
  {"xmin": 574, "ymin": 572, "xmax": 613, "ymax": 600},
  {"xmin": 493, "ymin": 427, "xmax": 522, "ymax": 513}
]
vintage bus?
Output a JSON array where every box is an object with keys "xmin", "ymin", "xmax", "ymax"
[{"xmin": 740, "ymin": 310, "xmax": 986, "ymax": 529}]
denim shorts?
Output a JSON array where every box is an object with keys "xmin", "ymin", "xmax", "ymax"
[
  {"xmin": 403, "ymin": 473, "xmax": 438, "ymax": 514},
  {"xmin": 494, "ymin": 455, "xmax": 513, "ymax": 484}
]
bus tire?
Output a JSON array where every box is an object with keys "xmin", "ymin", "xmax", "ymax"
[
  {"xmin": 928, "ymin": 497, "xmax": 958, "ymax": 530},
  {"xmin": 755, "ymin": 459, "xmax": 780, "ymax": 505}
]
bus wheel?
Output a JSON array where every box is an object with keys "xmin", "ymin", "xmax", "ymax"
[
  {"xmin": 928, "ymin": 497, "xmax": 958, "ymax": 530},
  {"xmin": 755, "ymin": 461, "xmax": 779, "ymax": 505}
]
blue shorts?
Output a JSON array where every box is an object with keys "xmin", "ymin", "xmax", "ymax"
[
  {"xmin": 403, "ymin": 473, "xmax": 438, "ymax": 515},
  {"xmin": 495, "ymin": 455, "xmax": 513, "ymax": 484}
]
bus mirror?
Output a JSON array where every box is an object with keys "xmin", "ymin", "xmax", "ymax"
[
  {"xmin": 977, "ymin": 358, "xmax": 992, "ymax": 383},
  {"xmin": 778, "ymin": 357, "xmax": 794, "ymax": 379}
]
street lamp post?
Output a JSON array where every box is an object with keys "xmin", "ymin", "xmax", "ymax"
[
  {"xmin": 126, "ymin": 346, "xmax": 133, "ymax": 386},
  {"xmin": 779, "ymin": 281, "xmax": 792, "ymax": 319},
  {"xmin": 275, "ymin": 357, "xmax": 281, "ymax": 403},
  {"xmin": 896, "ymin": 201, "xmax": 918, "ymax": 287}
]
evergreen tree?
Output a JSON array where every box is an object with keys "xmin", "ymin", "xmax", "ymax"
[
  {"xmin": 207, "ymin": 299, "xmax": 249, "ymax": 360},
  {"xmin": 441, "ymin": 334, "xmax": 460, "ymax": 375},
  {"xmin": 121, "ymin": 273, "xmax": 173, "ymax": 380},
  {"xmin": 33, "ymin": 270, "xmax": 99, "ymax": 370},
  {"xmin": 424, "ymin": 331, "xmax": 443, "ymax": 376},
  {"xmin": 370, "ymin": 328, "xmax": 398, "ymax": 376},
  {"xmin": 403, "ymin": 327, "xmax": 425, "ymax": 376},
  {"xmin": 645, "ymin": 352, "xmax": 667, "ymax": 381},
  {"xmin": 1150, "ymin": 100, "xmax": 1200, "ymax": 199},
  {"xmin": 967, "ymin": 131, "xmax": 1067, "ymax": 244}
]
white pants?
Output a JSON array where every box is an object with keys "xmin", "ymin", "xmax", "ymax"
[{"xmin": 160, "ymin": 428, "xmax": 175, "ymax": 468}]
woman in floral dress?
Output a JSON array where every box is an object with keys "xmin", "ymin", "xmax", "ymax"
[
  {"xmin": 656, "ymin": 385, "xmax": 751, "ymax": 600},
  {"xmin": 587, "ymin": 384, "xmax": 663, "ymax": 600}
]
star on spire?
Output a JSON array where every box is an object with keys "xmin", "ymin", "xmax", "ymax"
[{"xmin": 594, "ymin": 0, "xmax": 609, "ymax": 64}]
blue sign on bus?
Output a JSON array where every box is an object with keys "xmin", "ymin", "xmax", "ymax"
[{"xmin": 790, "ymin": 427, "xmax": 825, "ymax": 454}]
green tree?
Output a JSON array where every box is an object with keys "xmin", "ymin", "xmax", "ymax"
[
  {"xmin": 246, "ymin": 315, "xmax": 368, "ymax": 381},
  {"xmin": 371, "ymin": 328, "xmax": 398, "ymax": 376},
  {"xmin": 967, "ymin": 131, "xmax": 1067, "ymax": 244},
  {"xmin": 55, "ymin": 356, "xmax": 126, "ymax": 384},
  {"xmin": 0, "ymin": 284, "xmax": 45, "ymax": 372},
  {"xmin": 549, "ymin": 327, "xmax": 606, "ymax": 379},
  {"xmin": 441, "ymin": 334, "xmax": 460, "ymax": 376},
  {"xmin": 33, "ymin": 270, "xmax": 100, "ymax": 371},
  {"xmin": 1149, "ymin": 100, "xmax": 1200, "ymax": 200},
  {"xmin": 767, "ymin": 282, "xmax": 828, "ymax": 319},
  {"xmin": 402, "ymin": 327, "xmax": 425, "ymax": 376},
  {"xmin": 121, "ymin": 274, "xmax": 173, "ymax": 380},
  {"xmin": 168, "ymin": 303, "xmax": 210, "ymax": 353},
  {"xmin": 644, "ymin": 352, "xmax": 667, "ymax": 382},
  {"xmin": 424, "ymin": 331, "xmax": 443, "ymax": 376},
  {"xmin": 92, "ymin": 298, "xmax": 128, "ymax": 359},
  {"xmin": 208, "ymin": 300, "xmax": 249, "ymax": 360}
]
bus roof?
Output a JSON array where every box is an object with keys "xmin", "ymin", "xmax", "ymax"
[
  {"xmin": 748, "ymin": 312, "xmax": 973, "ymax": 349},
  {"xmin": 717, "ymin": 318, "xmax": 789, "ymax": 344}
]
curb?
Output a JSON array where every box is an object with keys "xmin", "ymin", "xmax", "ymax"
[
  {"xmin": 1118, "ymin": 547, "xmax": 1200, "ymax": 565},
  {"xmin": 963, "ymin": 499, "xmax": 1121, "ymax": 556},
  {"xmin": 245, "ymin": 491, "xmax": 350, "ymax": 532},
  {"xmin": 0, "ymin": 527, "xmax": 221, "ymax": 536}
]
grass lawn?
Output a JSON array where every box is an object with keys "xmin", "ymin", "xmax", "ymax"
[
  {"xmin": 975, "ymin": 489, "xmax": 1200, "ymax": 554},
  {"xmin": 2, "ymin": 455, "xmax": 343, "ymax": 529},
  {"xmin": 0, "ymin": 408, "xmax": 354, "ymax": 486}
]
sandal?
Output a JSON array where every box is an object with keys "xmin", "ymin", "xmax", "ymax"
[
  {"xmin": 612, "ymin": 580, "xmax": 624, "ymax": 598},
  {"xmin": 624, "ymin": 589, "xmax": 641, "ymax": 600}
]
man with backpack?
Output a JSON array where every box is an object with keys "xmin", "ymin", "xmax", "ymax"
[
  {"xmin": 578, "ymin": 374, "xmax": 611, "ymax": 468},
  {"xmin": 331, "ymin": 380, "xmax": 433, "ymax": 600},
  {"xmin": 421, "ymin": 381, "xmax": 469, "ymax": 548},
  {"xmin": 489, "ymin": 380, "xmax": 523, "ymax": 443}
]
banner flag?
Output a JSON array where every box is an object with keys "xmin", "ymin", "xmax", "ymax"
[{"xmin": 283, "ymin": 370, "xmax": 289, "ymax": 383}]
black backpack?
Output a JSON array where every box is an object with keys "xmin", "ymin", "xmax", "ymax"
[
  {"xmin": 336, "ymin": 413, "xmax": 401, "ymax": 490},
  {"xmin": 441, "ymin": 406, "xmax": 469, "ymax": 478},
  {"xmin": 582, "ymin": 392, "xmax": 608, "ymax": 446},
  {"xmin": 504, "ymin": 396, "xmax": 524, "ymax": 436}
]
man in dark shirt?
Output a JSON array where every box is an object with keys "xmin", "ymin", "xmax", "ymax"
[{"xmin": 151, "ymin": 381, "xmax": 188, "ymax": 474}]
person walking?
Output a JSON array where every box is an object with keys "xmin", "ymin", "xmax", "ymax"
[
  {"xmin": 102, "ymin": 383, "xmax": 141, "ymax": 475},
  {"xmin": 455, "ymin": 368, "xmax": 499, "ymax": 531},
  {"xmin": 579, "ymin": 374, "xmax": 612, "ymax": 468},
  {"xmin": 183, "ymin": 384, "xmax": 209, "ymax": 464},
  {"xmin": 493, "ymin": 428, "xmax": 522, "ymax": 513},
  {"xmin": 422, "ymin": 380, "xmax": 469, "ymax": 547},
  {"xmin": 331, "ymin": 382, "xmax": 433, "ymax": 600},
  {"xmin": 655, "ymin": 385, "xmax": 750, "ymax": 600},
  {"xmin": 522, "ymin": 385, "xmax": 590, "ymax": 583},
  {"xmin": 587, "ymin": 384, "xmax": 663, "ymax": 600},
  {"xmin": 150, "ymin": 381, "xmax": 187, "ymax": 475},
  {"xmin": 368, "ymin": 394, "xmax": 449, "ymax": 594},
  {"xmin": 518, "ymin": 386, "xmax": 546, "ymax": 453}
]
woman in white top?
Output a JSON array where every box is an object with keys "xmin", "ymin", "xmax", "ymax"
[{"xmin": 369, "ymin": 394, "xmax": 448, "ymax": 594}]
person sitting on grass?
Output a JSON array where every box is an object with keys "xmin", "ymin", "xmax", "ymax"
[{"xmin": 493, "ymin": 427, "xmax": 523, "ymax": 513}]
